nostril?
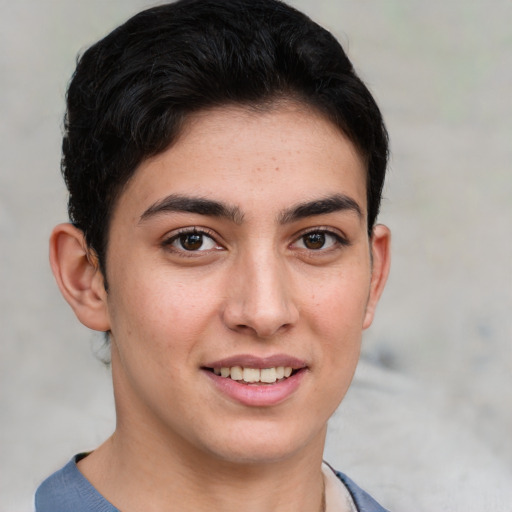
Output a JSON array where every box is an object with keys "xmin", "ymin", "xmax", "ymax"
[{"xmin": 221, "ymin": 278, "xmax": 299, "ymax": 338}]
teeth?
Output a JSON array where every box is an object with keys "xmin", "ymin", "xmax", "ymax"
[
  {"xmin": 260, "ymin": 368, "xmax": 277, "ymax": 383},
  {"xmin": 213, "ymin": 366, "xmax": 294, "ymax": 383},
  {"xmin": 243, "ymin": 368, "xmax": 260, "ymax": 383},
  {"xmin": 230, "ymin": 366, "xmax": 243, "ymax": 381}
]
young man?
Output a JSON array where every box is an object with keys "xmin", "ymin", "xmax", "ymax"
[{"xmin": 36, "ymin": 0, "xmax": 391, "ymax": 510}]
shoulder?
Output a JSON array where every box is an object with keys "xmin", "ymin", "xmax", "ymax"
[
  {"xmin": 334, "ymin": 469, "xmax": 391, "ymax": 512},
  {"xmin": 35, "ymin": 455, "xmax": 119, "ymax": 512}
]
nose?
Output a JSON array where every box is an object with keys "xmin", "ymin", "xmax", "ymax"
[{"xmin": 221, "ymin": 249, "xmax": 299, "ymax": 339}]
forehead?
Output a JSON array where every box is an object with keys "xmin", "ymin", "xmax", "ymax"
[{"xmin": 114, "ymin": 104, "xmax": 368, "ymax": 222}]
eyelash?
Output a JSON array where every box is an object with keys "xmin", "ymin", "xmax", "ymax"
[
  {"xmin": 161, "ymin": 227, "xmax": 222, "ymax": 255},
  {"xmin": 291, "ymin": 228, "xmax": 350, "ymax": 252},
  {"xmin": 161, "ymin": 226, "xmax": 350, "ymax": 256}
]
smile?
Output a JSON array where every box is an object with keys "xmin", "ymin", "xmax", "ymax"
[
  {"xmin": 210, "ymin": 366, "xmax": 295, "ymax": 384},
  {"xmin": 203, "ymin": 365, "xmax": 307, "ymax": 407},
  {"xmin": 202, "ymin": 355, "xmax": 307, "ymax": 405}
]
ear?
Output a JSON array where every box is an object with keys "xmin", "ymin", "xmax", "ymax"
[
  {"xmin": 49, "ymin": 223, "xmax": 111, "ymax": 332},
  {"xmin": 363, "ymin": 224, "xmax": 391, "ymax": 329}
]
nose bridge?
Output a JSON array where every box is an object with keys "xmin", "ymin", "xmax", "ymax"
[{"xmin": 223, "ymin": 241, "xmax": 298, "ymax": 337}]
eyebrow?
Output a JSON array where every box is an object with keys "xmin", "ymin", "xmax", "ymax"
[
  {"xmin": 139, "ymin": 193, "xmax": 362, "ymax": 226},
  {"xmin": 278, "ymin": 194, "xmax": 363, "ymax": 224},
  {"xmin": 139, "ymin": 194, "xmax": 244, "ymax": 224}
]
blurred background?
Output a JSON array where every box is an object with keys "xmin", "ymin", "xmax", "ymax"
[{"xmin": 1, "ymin": 1, "xmax": 511, "ymax": 510}]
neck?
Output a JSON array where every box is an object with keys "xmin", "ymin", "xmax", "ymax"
[{"xmin": 79, "ymin": 421, "xmax": 326, "ymax": 512}]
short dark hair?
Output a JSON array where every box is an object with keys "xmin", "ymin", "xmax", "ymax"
[{"xmin": 63, "ymin": 0, "xmax": 388, "ymax": 275}]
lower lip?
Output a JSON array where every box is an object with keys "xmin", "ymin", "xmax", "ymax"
[{"xmin": 203, "ymin": 369, "xmax": 307, "ymax": 407}]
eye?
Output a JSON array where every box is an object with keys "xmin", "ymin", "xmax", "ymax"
[
  {"xmin": 165, "ymin": 229, "xmax": 220, "ymax": 252},
  {"xmin": 292, "ymin": 230, "xmax": 346, "ymax": 251}
]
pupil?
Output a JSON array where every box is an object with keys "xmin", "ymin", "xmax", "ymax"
[
  {"xmin": 181, "ymin": 233, "xmax": 203, "ymax": 250},
  {"xmin": 304, "ymin": 232, "xmax": 325, "ymax": 250}
]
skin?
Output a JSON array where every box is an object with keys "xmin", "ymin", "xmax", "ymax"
[{"xmin": 50, "ymin": 104, "xmax": 390, "ymax": 512}]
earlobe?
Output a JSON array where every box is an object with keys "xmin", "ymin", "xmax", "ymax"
[
  {"xmin": 363, "ymin": 224, "xmax": 391, "ymax": 329},
  {"xmin": 49, "ymin": 223, "xmax": 111, "ymax": 332}
]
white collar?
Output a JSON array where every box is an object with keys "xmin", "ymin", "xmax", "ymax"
[{"xmin": 322, "ymin": 462, "xmax": 358, "ymax": 512}]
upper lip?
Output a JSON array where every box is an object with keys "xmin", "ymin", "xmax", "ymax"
[{"xmin": 203, "ymin": 354, "xmax": 307, "ymax": 369}]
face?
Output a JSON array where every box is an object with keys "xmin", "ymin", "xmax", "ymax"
[{"xmin": 102, "ymin": 104, "xmax": 389, "ymax": 465}]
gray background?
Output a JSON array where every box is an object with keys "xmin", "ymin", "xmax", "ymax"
[{"xmin": 1, "ymin": 1, "xmax": 511, "ymax": 510}]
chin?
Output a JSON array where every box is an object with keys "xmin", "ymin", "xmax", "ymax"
[{"xmin": 198, "ymin": 420, "xmax": 326, "ymax": 466}]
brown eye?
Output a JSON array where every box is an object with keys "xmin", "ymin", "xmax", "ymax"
[
  {"xmin": 292, "ymin": 230, "xmax": 346, "ymax": 252},
  {"xmin": 302, "ymin": 232, "xmax": 326, "ymax": 250},
  {"xmin": 180, "ymin": 233, "xmax": 204, "ymax": 251},
  {"xmin": 166, "ymin": 230, "xmax": 219, "ymax": 252}
]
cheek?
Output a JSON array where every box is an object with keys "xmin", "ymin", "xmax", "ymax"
[
  {"xmin": 107, "ymin": 267, "xmax": 223, "ymax": 357},
  {"xmin": 303, "ymin": 268, "xmax": 371, "ymax": 337},
  {"xmin": 105, "ymin": 270, "xmax": 222, "ymax": 411},
  {"xmin": 302, "ymin": 268, "xmax": 369, "ymax": 392}
]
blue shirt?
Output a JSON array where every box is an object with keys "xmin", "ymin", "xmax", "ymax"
[{"xmin": 35, "ymin": 455, "xmax": 389, "ymax": 512}]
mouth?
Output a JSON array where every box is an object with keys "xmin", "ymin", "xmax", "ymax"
[
  {"xmin": 202, "ymin": 356, "xmax": 307, "ymax": 406},
  {"xmin": 204, "ymin": 365, "xmax": 301, "ymax": 384}
]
